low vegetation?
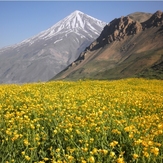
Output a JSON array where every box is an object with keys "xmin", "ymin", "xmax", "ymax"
[{"xmin": 0, "ymin": 78, "xmax": 163, "ymax": 163}]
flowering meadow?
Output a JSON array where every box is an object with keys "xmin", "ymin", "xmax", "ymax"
[{"xmin": 0, "ymin": 78, "xmax": 163, "ymax": 163}]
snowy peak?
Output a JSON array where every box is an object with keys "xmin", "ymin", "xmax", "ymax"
[
  {"xmin": 70, "ymin": 10, "xmax": 85, "ymax": 17},
  {"xmin": 53, "ymin": 10, "xmax": 105, "ymax": 31},
  {"xmin": 64, "ymin": 10, "xmax": 86, "ymax": 29},
  {"xmin": 73, "ymin": 10, "xmax": 84, "ymax": 14}
]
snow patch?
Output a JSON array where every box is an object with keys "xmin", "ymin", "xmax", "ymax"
[
  {"xmin": 54, "ymin": 39, "xmax": 63, "ymax": 44},
  {"xmin": 76, "ymin": 12, "xmax": 84, "ymax": 28},
  {"xmin": 87, "ymin": 22, "xmax": 97, "ymax": 31}
]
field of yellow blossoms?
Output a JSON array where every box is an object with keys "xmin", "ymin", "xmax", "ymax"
[{"xmin": 0, "ymin": 78, "xmax": 163, "ymax": 163}]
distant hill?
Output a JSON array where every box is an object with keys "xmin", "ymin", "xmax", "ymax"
[
  {"xmin": 128, "ymin": 12, "xmax": 152, "ymax": 23},
  {"xmin": 52, "ymin": 10, "xmax": 163, "ymax": 81}
]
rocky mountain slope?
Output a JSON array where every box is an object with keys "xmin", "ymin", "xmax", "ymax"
[
  {"xmin": 52, "ymin": 11, "xmax": 163, "ymax": 80},
  {"xmin": 0, "ymin": 10, "xmax": 106, "ymax": 83}
]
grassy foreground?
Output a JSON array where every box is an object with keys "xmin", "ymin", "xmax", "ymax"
[{"xmin": 0, "ymin": 78, "xmax": 163, "ymax": 163}]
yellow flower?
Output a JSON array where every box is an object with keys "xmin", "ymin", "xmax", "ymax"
[
  {"xmin": 158, "ymin": 123, "xmax": 163, "ymax": 129},
  {"xmin": 30, "ymin": 124, "xmax": 35, "ymax": 129},
  {"xmin": 143, "ymin": 151, "xmax": 149, "ymax": 158},
  {"xmin": 76, "ymin": 129, "xmax": 80, "ymax": 134},
  {"xmin": 129, "ymin": 132, "xmax": 133, "ymax": 138},
  {"xmin": 82, "ymin": 147, "xmax": 88, "ymax": 152},
  {"xmin": 53, "ymin": 129, "xmax": 57, "ymax": 134},
  {"xmin": 112, "ymin": 129, "xmax": 121, "ymax": 135},
  {"xmin": 89, "ymin": 156, "xmax": 95, "ymax": 163},
  {"xmin": 150, "ymin": 147, "xmax": 159, "ymax": 156},
  {"xmin": 92, "ymin": 148, "xmax": 98, "ymax": 155},
  {"xmin": 79, "ymin": 139, "xmax": 83, "ymax": 143},
  {"xmin": 110, "ymin": 141, "xmax": 118, "ymax": 147},
  {"xmin": 56, "ymin": 148, "xmax": 60, "ymax": 153},
  {"xmin": 135, "ymin": 139, "xmax": 142, "ymax": 145},
  {"xmin": 124, "ymin": 125, "xmax": 134, "ymax": 132},
  {"xmin": 133, "ymin": 154, "xmax": 139, "ymax": 159},
  {"xmin": 90, "ymin": 138, "xmax": 94, "ymax": 143},
  {"xmin": 65, "ymin": 129, "xmax": 69, "ymax": 133},
  {"xmin": 67, "ymin": 155, "xmax": 74, "ymax": 161},
  {"xmin": 25, "ymin": 155, "xmax": 30, "ymax": 161},
  {"xmin": 110, "ymin": 151, "xmax": 115, "ymax": 157},
  {"xmin": 116, "ymin": 157, "xmax": 125, "ymax": 163},
  {"xmin": 148, "ymin": 141, "xmax": 154, "ymax": 146},
  {"xmin": 81, "ymin": 160, "xmax": 87, "ymax": 163},
  {"xmin": 101, "ymin": 149, "xmax": 108, "ymax": 155},
  {"xmin": 11, "ymin": 134, "xmax": 19, "ymax": 141},
  {"xmin": 43, "ymin": 158, "xmax": 49, "ymax": 161},
  {"xmin": 23, "ymin": 139, "xmax": 30, "ymax": 146}
]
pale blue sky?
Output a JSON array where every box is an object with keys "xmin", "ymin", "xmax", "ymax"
[{"xmin": 0, "ymin": 1, "xmax": 163, "ymax": 48}]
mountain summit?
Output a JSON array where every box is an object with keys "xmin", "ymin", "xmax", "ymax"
[
  {"xmin": 0, "ymin": 10, "xmax": 106, "ymax": 83},
  {"xmin": 51, "ymin": 10, "xmax": 104, "ymax": 31}
]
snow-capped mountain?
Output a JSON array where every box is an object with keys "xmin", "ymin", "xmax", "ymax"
[{"xmin": 0, "ymin": 10, "xmax": 106, "ymax": 83}]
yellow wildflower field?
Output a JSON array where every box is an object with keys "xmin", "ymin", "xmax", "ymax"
[{"xmin": 0, "ymin": 78, "xmax": 163, "ymax": 163}]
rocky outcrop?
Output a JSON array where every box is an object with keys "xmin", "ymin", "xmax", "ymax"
[
  {"xmin": 86, "ymin": 16, "xmax": 143, "ymax": 51},
  {"xmin": 71, "ymin": 16, "xmax": 143, "ymax": 64},
  {"xmin": 100, "ymin": 16, "xmax": 141, "ymax": 41},
  {"xmin": 143, "ymin": 10, "xmax": 163, "ymax": 29}
]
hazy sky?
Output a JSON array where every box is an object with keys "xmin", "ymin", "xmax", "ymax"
[{"xmin": 0, "ymin": 1, "xmax": 163, "ymax": 48}]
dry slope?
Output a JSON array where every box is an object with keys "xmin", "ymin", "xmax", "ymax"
[{"xmin": 52, "ymin": 10, "xmax": 163, "ymax": 80}]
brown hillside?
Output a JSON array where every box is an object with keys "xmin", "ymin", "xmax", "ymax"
[{"xmin": 52, "ymin": 11, "xmax": 163, "ymax": 80}]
